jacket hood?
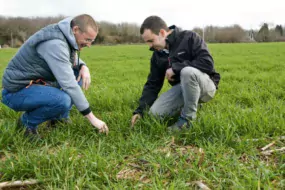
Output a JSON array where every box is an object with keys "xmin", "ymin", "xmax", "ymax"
[{"xmin": 58, "ymin": 17, "xmax": 79, "ymax": 50}]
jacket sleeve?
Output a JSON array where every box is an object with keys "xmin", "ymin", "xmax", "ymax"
[
  {"xmin": 171, "ymin": 32, "xmax": 214, "ymax": 75},
  {"xmin": 37, "ymin": 39, "xmax": 91, "ymax": 115},
  {"xmin": 133, "ymin": 54, "xmax": 165, "ymax": 116}
]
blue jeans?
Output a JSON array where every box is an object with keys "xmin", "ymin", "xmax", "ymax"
[{"xmin": 1, "ymin": 69, "xmax": 82, "ymax": 129}]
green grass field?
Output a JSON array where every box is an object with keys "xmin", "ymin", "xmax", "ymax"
[{"xmin": 0, "ymin": 43, "xmax": 284, "ymax": 189}]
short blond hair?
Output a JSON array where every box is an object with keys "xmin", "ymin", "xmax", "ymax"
[{"xmin": 71, "ymin": 14, "xmax": 98, "ymax": 33}]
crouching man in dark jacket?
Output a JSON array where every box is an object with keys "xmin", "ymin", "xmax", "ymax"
[{"xmin": 131, "ymin": 16, "xmax": 220, "ymax": 131}]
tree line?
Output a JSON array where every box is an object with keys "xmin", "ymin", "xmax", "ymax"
[{"xmin": 0, "ymin": 15, "xmax": 284, "ymax": 47}]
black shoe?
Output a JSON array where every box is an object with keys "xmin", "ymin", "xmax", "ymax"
[
  {"xmin": 168, "ymin": 116, "xmax": 192, "ymax": 132},
  {"xmin": 46, "ymin": 118, "xmax": 72, "ymax": 128},
  {"xmin": 16, "ymin": 117, "xmax": 41, "ymax": 141},
  {"xmin": 24, "ymin": 128, "xmax": 42, "ymax": 141}
]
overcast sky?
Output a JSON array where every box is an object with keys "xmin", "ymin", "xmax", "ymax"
[{"xmin": 0, "ymin": 0, "xmax": 284, "ymax": 30}]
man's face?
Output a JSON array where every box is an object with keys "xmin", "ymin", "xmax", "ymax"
[
  {"xmin": 142, "ymin": 29, "xmax": 167, "ymax": 51},
  {"xmin": 73, "ymin": 26, "xmax": 97, "ymax": 51}
]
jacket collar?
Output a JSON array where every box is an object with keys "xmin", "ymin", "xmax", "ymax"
[
  {"xmin": 148, "ymin": 25, "xmax": 179, "ymax": 53},
  {"xmin": 165, "ymin": 25, "xmax": 180, "ymax": 50}
]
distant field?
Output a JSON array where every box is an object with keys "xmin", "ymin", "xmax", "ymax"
[{"xmin": 0, "ymin": 43, "xmax": 284, "ymax": 189}]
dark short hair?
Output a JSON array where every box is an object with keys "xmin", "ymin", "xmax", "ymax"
[
  {"xmin": 71, "ymin": 14, "xmax": 99, "ymax": 33},
  {"xmin": 140, "ymin": 16, "xmax": 168, "ymax": 35}
]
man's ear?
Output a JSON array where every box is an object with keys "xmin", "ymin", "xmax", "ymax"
[
  {"xmin": 159, "ymin": 29, "xmax": 167, "ymax": 37},
  {"xmin": 72, "ymin": 26, "xmax": 80, "ymax": 34}
]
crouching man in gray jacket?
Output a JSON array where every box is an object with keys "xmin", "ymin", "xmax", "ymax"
[{"xmin": 1, "ymin": 14, "xmax": 109, "ymax": 139}]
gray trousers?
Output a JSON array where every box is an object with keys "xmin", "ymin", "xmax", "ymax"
[{"xmin": 149, "ymin": 67, "xmax": 216, "ymax": 120}]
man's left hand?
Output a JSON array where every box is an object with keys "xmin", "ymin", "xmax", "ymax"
[
  {"xmin": 165, "ymin": 68, "xmax": 175, "ymax": 81},
  {"xmin": 77, "ymin": 65, "xmax": 91, "ymax": 90}
]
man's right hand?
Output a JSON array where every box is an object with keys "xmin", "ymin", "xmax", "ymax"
[
  {"xmin": 131, "ymin": 114, "xmax": 141, "ymax": 128},
  {"xmin": 77, "ymin": 65, "xmax": 91, "ymax": 90},
  {"xmin": 85, "ymin": 112, "xmax": 109, "ymax": 135}
]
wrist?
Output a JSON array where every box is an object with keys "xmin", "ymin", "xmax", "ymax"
[
  {"xmin": 79, "ymin": 64, "xmax": 87, "ymax": 70},
  {"xmin": 85, "ymin": 112, "xmax": 95, "ymax": 119}
]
